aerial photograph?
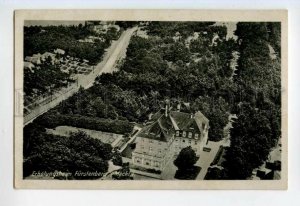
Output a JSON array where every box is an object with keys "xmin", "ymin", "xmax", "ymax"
[{"xmin": 22, "ymin": 20, "xmax": 282, "ymax": 181}]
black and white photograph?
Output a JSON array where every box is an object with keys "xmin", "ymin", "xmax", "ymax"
[{"xmin": 14, "ymin": 10, "xmax": 287, "ymax": 189}]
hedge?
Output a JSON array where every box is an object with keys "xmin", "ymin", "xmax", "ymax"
[{"xmin": 37, "ymin": 113, "xmax": 133, "ymax": 134}]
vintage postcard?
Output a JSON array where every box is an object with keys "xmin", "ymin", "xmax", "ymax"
[{"xmin": 14, "ymin": 10, "xmax": 288, "ymax": 189}]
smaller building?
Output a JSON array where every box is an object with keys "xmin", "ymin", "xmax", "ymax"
[
  {"xmin": 54, "ymin": 48, "xmax": 65, "ymax": 55},
  {"xmin": 24, "ymin": 61, "xmax": 35, "ymax": 72},
  {"xmin": 25, "ymin": 55, "xmax": 42, "ymax": 65}
]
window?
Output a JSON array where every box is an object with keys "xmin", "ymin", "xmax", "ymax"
[
  {"xmin": 176, "ymin": 130, "xmax": 180, "ymax": 137},
  {"xmin": 188, "ymin": 132, "xmax": 192, "ymax": 138},
  {"xmin": 195, "ymin": 133, "xmax": 199, "ymax": 140},
  {"xmin": 182, "ymin": 131, "xmax": 186, "ymax": 137},
  {"xmin": 182, "ymin": 139, "xmax": 185, "ymax": 143},
  {"xmin": 189, "ymin": 140, "xmax": 192, "ymax": 144},
  {"xmin": 145, "ymin": 159, "xmax": 150, "ymax": 166}
]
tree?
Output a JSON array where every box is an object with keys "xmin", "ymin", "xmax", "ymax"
[
  {"xmin": 174, "ymin": 146, "xmax": 198, "ymax": 170},
  {"xmin": 221, "ymin": 22, "xmax": 281, "ymax": 179},
  {"xmin": 191, "ymin": 96, "xmax": 230, "ymax": 141},
  {"xmin": 112, "ymin": 149, "xmax": 123, "ymax": 166},
  {"xmin": 163, "ymin": 41, "xmax": 191, "ymax": 63}
]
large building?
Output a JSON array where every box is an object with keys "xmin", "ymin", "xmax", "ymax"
[{"xmin": 132, "ymin": 103, "xmax": 209, "ymax": 171}]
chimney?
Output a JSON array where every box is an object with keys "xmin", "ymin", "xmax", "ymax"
[
  {"xmin": 177, "ymin": 103, "xmax": 181, "ymax": 111},
  {"xmin": 165, "ymin": 104, "xmax": 168, "ymax": 117},
  {"xmin": 165, "ymin": 99, "xmax": 170, "ymax": 117}
]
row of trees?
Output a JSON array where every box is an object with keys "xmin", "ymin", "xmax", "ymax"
[
  {"xmin": 37, "ymin": 112, "xmax": 133, "ymax": 135},
  {"xmin": 221, "ymin": 22, "xmax": 281, "ymax": 179}
]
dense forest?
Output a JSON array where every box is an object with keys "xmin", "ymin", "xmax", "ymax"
[
  {"xmin": 23, "ymin": 124, "xmax": 112, "ymax": 179},
  {"xmin": 24, "ymin": 23, "xmax": 120, "ymax": 64},
  {"xmin": 23, "ymin": 21, "xmax": 281, "ymax": 180},
  {"xmin": 46, "ymin": 22, "xmax": 236, "ymax": 142},
  {"xmin": 221, "ymin": 22, "xmax": 281, "ymax": 179}
]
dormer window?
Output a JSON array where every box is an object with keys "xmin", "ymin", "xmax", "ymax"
[
  {"xmin": 188, "ymin": 132, "xmax": 192, "ymax": 138},
  {"xmin": 182, "ymin": 131, "xmax": 186, "ymax": 137},
  {"xmin": 176, "ymin": 130, "xmax": 180, "ymax": 137},
  {"xmin": 195, "ymin": 133, "xmax": 199, "ymax": 139}
]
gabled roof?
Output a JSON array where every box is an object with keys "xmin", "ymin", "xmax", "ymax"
[
  {"xmin": 138, "ymin": 113, "xmax": 175, "ymax": 142},
  {"xmin": 169, "ymin": 111, "xmax": 209, "ymax": 134},
  {"xmin": 169, "ymin": 111, "xmax": 193, "ymax": 130},
  {"xmin": 138, "ymin": 109, "xmax": 209, "ymax": 142},
  {"xmin": 194, "ymin": 111, "xmax": 209, "ymax": 134}
]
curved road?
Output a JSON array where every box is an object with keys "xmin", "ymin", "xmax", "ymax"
[{"xmin": 23, "ymin": 27, "xmax": 137, "ymax": 126}]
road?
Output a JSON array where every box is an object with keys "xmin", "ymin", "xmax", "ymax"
[
  {"xmin": 23, "ymin": 27, "xmax": 137, "ymax": 126},
  {"xmin": 79, "ymin": 27, "xmax": 137, "ymax": 89}
]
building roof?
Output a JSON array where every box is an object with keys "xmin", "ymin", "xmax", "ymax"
[
  {"xmin": 24, "ymin": 61, "xmax": 35, "ymax": 69},
  {"xmin": 169, "ymin": 111, "xmax": 209, "ymax": 134},
  {"xmin": 42, "ymin": 52, "xmax": 56, "ymax": 58},
  {"xmin": 138, "ymin": 114, "xmax": 175, "ymax": 142},
  {"xmin": 25, "ymin": 56, "xmax": 41, "ymax": 64},
  {"xmin": 138, "ymin": 109, "xmax": 209, "ymax": 142},
  {"xmin": 24, "ymin": 61, "xmax": 35, "ymax": 72},
  {"xmin": 54, "ymin": 48, "xmax": 65, "ymax": 55}
]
